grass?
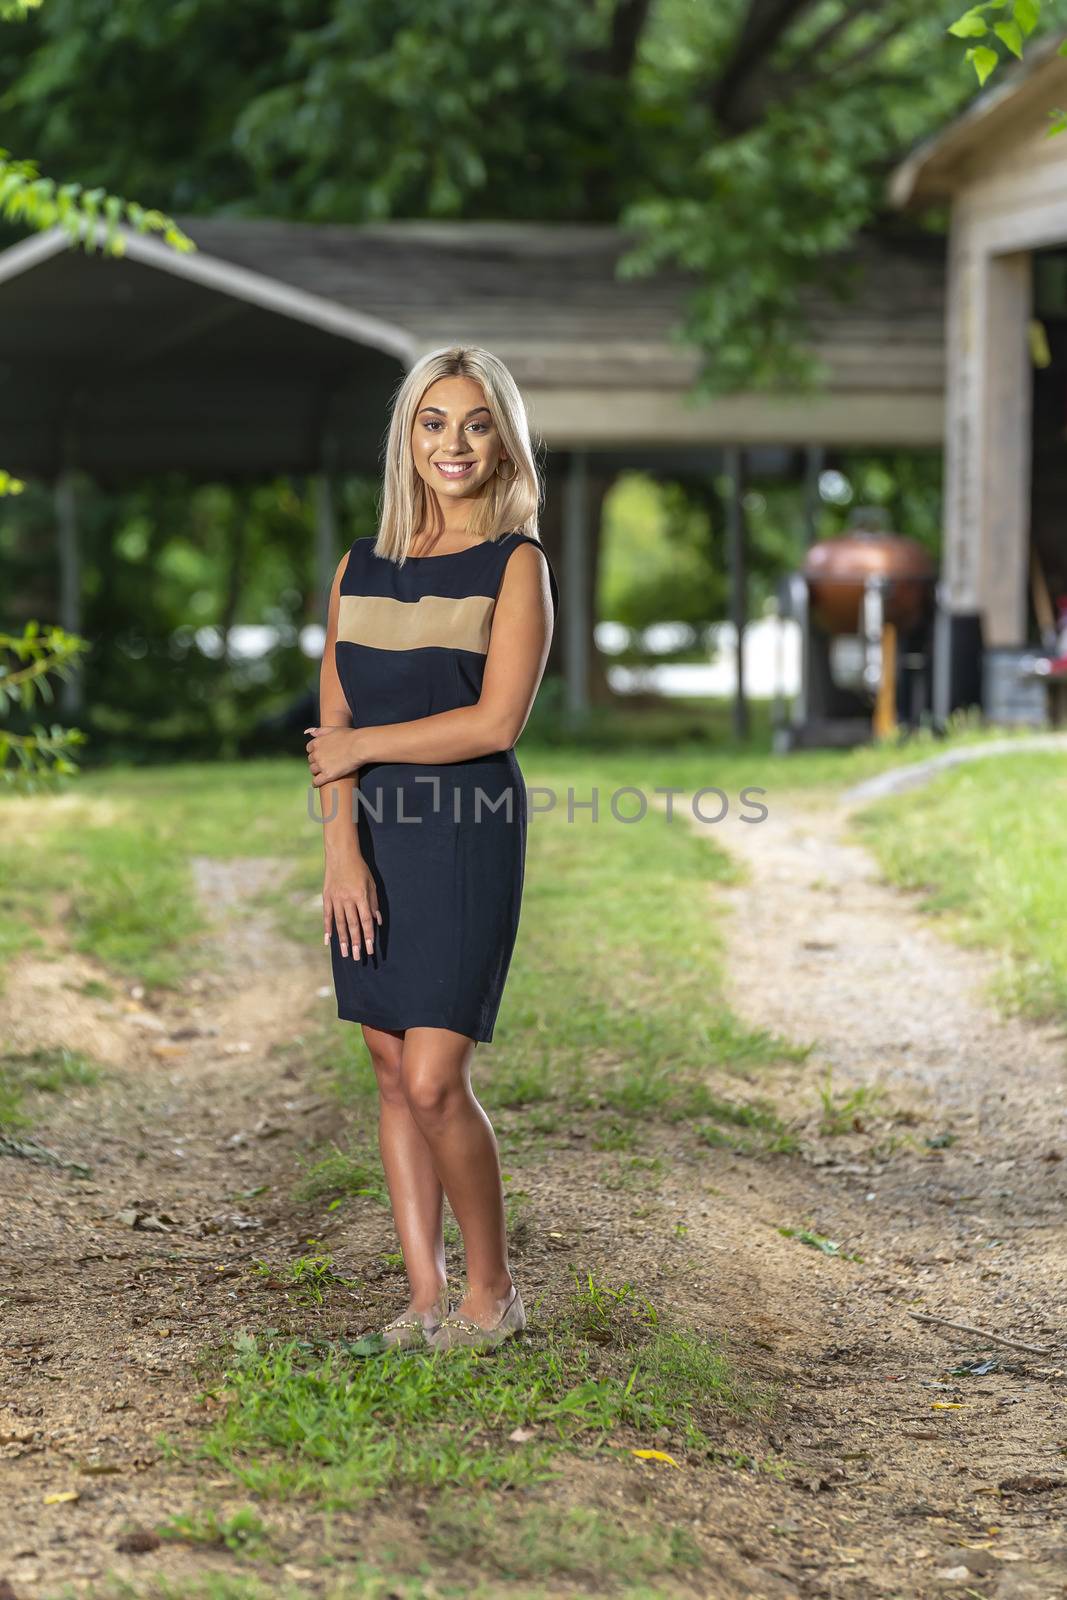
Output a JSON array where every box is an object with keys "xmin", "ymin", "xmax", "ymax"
[
  {"xmin": 249, "ymin": 1245, "xmax": 362, "ymax": 1308},
  {"xmin": 850, "ymin": 748, "xmax": 1067, "ymax": 1023},
  {"xmin": 47, "ymin": 1569, "xmax": 694, "ymax": 1600},
  {"xmin": 148, "ymin": 1494, "xmax": 706, "ymax": 1590},
  {"xmin": 777, "ymin": 1224, "xmax": 864, "ymax": 1262},
  {"xmin": 290, "ymin": 1144, "xmax": 389, "ymax": 1209},
  {"xmin": 422, "ymin": 1494, "xmax": 704, "ymax": 1583},
  {"xmin": 816, "ymin": 1069, "xmax": 888, "ymax": 1136},
  {"xmin": 178, "ymin": 1269, "xmax": 775, "ymax": 1515},
  {"xmin": 0, "ymin": 1044, "xmax": 102, "ymax": 1129},
  {"xmin": 157, "ymin": 1507, "xmax": 273, "ymax": 1557}
]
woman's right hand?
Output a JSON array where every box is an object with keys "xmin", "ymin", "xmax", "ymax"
[{"xmin": 324, "ymin": 854, "xmax": 382, "ymax": 959}]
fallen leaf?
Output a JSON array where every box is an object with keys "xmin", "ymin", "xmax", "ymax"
[
  {"xmin": 631, "ymin": 1449, "xmax": 679, "ymax": 1467},
  {"xmin": 341, "ymin": 1333, "xmax": 388, "ymax": 1359},
  {"xmin": 931, "ymin": 1401, "xmax": 964, "ymax": 1410},
  {"xmin": 43, "ymin": 1489, "xmax": 80, "ymax": 1504},
  {"xmin": 508, "ymin": 1426, "xmax": 538, "ymax": 1443}
]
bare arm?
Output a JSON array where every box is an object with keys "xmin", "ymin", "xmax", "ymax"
[
  {"xmin": 316, "ymin": 553, "xmax": 358, "ymax": 858},
  {"xmin": 306, "ymin": 542, "xmax": 554, "ymax": 781},
  {"xmin": 314, "ymin": 554, "xmax": 381, "ymax": 958}
]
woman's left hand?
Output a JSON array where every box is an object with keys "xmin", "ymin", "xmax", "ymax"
[{"xmin": 304, "ymin": 726, "xmax": 364, "ymax": 786}]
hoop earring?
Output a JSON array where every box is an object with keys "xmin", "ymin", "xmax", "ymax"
[{"xmin": 495, "ymin": 458, "xmax": 517, "ymax": 482}]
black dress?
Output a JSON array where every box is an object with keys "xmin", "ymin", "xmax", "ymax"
[{"xmin": 329, "ymin": 529, "xmax": 559, "ymax": 1045}]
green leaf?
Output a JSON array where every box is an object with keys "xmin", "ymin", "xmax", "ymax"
[
  {"xmin": 966, "ymin": 44, "xmax": 1000, "ymax": 82},
  {"xmin": 340, "ymin": 1333, "xmax": 389, "ymax": 1359},
  {"xmin": 949, "ymin": 10, "xmax": 989, "ymax": 36},
  {"xmin": 1013, "ymin": 0, "xmax": 1040, "ymax": 34},
  {"xmin": 994, "ymin": 18, "xmax": 1023, "ymax": 55}
]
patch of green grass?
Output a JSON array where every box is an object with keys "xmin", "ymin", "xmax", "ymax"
[
  {"xmin": 44, "ymin": 1578, "xmax": 318, "ymax": 1600},
  {"xmin": 816, "ymin": 1070, "xmax": 887, "ymax": 1136},
  {"xmin": 560, "ymin": 1270, "xmax": 659, "ymax": 1346},
  {"xmin": 249, "ymin": 1244, "xmax": 360, "ymax": 1307},
  {"xmin": 777, "ymin": 1224, "xmax": 864, "ymax": 1262},
  {"xmin": 0, "ymin": 1045, "xmax": 102, "ymax": 1130},
  {"xmin": 851, "ymin": 749, "xmax": 1067, "ymax": 1023},
  {"xmin": 0, "ymin": 808, "xmax": 202, "ymax": 990},
  {"xmin": 183, "ymin": 1273, "xmax": 773, "ymax": 1513},
  {"xmin": 157, "ymin": 1505, "xmax": 272, "ymax": 1557},
  {"xmin": 591, "ymin": 1119, "xmax": 637, "ymax": 1151},
  {"xmin": 48, "ymin": 1568, "xmax": 685, "ymax": 1600},
  {"xmin": 599, "ymin": 1153, "xmax": 665, "ymax": 1193},
  {"xmin": 424, "ymin": 1493, "xmax": 702, "ymax": 1584},
  {"xmin": 0, "ymin": 760, "xmax": 317, "ymax": 991},
  {"xmin": 290, "ymin": 1143, "xmax": 388, "ymax": 1209}
]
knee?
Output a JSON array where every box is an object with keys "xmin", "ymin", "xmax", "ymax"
[
  {"xmin": 369, "ymin": 1048, "xmax": 405, "ymax": 1105},
  {"xmin": 401, "ymin": 1066, "xmax": 463, "ymax": 1124}
]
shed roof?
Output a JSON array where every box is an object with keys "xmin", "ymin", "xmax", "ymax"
[
  {"xmin": 0, "ymin": 215, "xmax": 946, "ymax": 480},
  {"xmin": 889, "ymin": 30, "xmax": 1067, "ymax": 207}
]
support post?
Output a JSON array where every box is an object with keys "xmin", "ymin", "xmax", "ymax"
[
  {"xmin": 313, "ymin": 472, "xmax": 338, "ymax": 632},
  {"xmin": 56, "ymin": 468, "xmax": 82, "ymax": 717},
  {"xmin": 562, "ymin": 448, "xmax": 589, "ymax": 725},
  {"xmin": 724, "ymin": 445, "xmax": 749, "ymax": 741},
  {"xmin": 803, "ymin": 444, "xmax": 824, "ymax": 549},
  {"xmin": 942, "ymin": 229, "xmax": 1031, "ymax": 646}
]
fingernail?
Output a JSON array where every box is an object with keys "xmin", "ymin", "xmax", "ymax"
[{"xmin": 340, "ymin": 944, "xmax": 348, "ymax": 956}]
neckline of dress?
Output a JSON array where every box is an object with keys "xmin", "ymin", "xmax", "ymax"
[{"xmin": 405, "ymin": 530, "xmax": 519, "ymax": 561}]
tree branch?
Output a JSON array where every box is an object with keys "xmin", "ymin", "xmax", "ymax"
[
  {"xmin": 708, "ymin": 0, "xmax": 824, "ymax": 132},
  {"xmin": 783, "ymin": 0, "xmax": 880, "ymax": 81},
  {"xmin": 608, "ymin": 0, "xmax": 655, "ymax": 79}
]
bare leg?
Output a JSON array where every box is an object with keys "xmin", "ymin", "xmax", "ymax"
[
  {"xmin": 399, "ymin": 1025, "xmax": 514, "ymax": 1326},
  {"xmin": 362, "ymin": 1023, "xmax": 447, "ymax": 1318}
]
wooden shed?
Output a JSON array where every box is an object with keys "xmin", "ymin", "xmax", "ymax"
[{"xmin": 890, "ymin": 31, "xmax": 1067, "ymax": 720}]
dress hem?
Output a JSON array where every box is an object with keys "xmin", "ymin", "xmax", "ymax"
[{"xmin": 336, "ymin": 1005, "xmax": 494, "ymax": 1045}]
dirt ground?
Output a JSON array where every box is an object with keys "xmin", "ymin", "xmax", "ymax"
[{"xmin": 1, "ymin": 782, "xmax": 1066, "ymax": 1600}]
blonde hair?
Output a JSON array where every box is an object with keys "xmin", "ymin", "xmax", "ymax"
[{"xmin": 373, "ymin": 345, "xmax": 542, "ymax": 566}]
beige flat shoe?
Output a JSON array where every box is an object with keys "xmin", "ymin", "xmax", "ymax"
[
  {"xmin": 380, "ymin": 1286, "xmax": 450, "ymax": 1349},
  {"xmin": 427, "ymin": 1284, "xmax": 526, "ymax": 1352}
]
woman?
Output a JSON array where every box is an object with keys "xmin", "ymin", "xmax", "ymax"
[{"xmin": 304, "ymin": 345, "xmax": 558, "ymax": 1353}]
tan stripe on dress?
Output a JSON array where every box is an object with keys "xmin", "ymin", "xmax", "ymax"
[{"xmin": 337, "ymin": 593, "xmax": 497, "ymax": 655}]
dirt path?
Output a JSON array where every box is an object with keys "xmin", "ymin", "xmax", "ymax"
[
  {"xmin": 668, "ymin": 786, "xmax": 1067, "ymax": 1598},
  {"xmin": 1, "ymin": 790, "xmax": 1066, "ymax": 1599}
]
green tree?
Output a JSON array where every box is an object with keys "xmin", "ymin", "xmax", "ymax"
[{"xmin": 0, "ymin": 0, "xmax": 1042, "ymax": 395}]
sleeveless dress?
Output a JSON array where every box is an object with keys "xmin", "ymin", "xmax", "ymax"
[{"xmin": 329, "ymin": 529, "xmax": 560, "ymax": 1046}]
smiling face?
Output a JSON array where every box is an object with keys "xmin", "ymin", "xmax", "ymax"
[{"xmin": 411, "ymin": 374, "xmax": 508, "ymax": 505}]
